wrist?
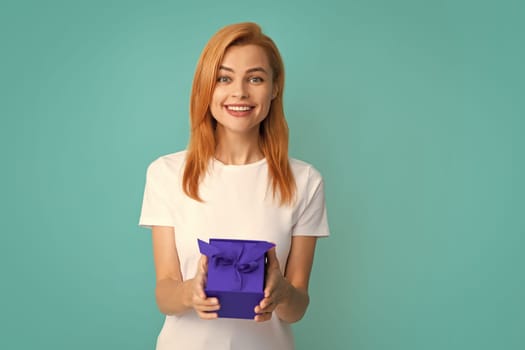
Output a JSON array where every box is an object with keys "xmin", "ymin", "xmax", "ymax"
[
  {"xmin": 279, "ymin": 279, "xmax": 295, "ymax": 306},
  {"xmin": 182, "ymin": 279, "xmax": 195, "ymax": 309}
]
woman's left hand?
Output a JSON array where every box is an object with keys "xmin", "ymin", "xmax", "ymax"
[{"xmin": 254, "ymin": 247, "xmax": 291, "ymax": 322}]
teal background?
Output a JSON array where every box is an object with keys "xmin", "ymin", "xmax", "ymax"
[{"xmin": 2, "ymin": 0, "xmax": 524, "ymax": 349}]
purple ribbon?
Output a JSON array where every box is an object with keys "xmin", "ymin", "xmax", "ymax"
[{"xmin": 198, "ymin": 239, "xmax": 275, "ymax": 290}]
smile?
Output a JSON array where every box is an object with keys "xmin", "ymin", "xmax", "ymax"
[{"xmin": 225, "ymin": 105, "xmax": 254, "ymax": 111}]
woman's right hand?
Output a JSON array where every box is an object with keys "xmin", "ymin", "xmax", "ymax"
[{"xmin": 191, "ymin": 255, "xmax": 220, "ymax": 319}]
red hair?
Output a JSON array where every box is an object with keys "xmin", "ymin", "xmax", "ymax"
[{"xmin": 183, "ymin": 22, "xmax": 296, "ymax": 205}]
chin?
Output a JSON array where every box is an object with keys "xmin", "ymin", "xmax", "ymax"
[{"xmin": 215, "ymin": 122, "xmax": 261, "ymax": 136}]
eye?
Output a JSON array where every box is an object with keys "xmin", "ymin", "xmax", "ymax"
[
  {"xmin": 217, "ymin": 76, "xmax": 231, "ymax": 83},
  {"xmin": 249, "ymin": 76, "xmax": 264, "ymax": 84}
]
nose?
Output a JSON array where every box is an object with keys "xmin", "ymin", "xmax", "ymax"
[{"xmin": 231, "ymin": 80, "xmax": 249, "ymax": 99}]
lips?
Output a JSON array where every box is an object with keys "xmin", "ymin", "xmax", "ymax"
[{"xmin": 224, "ymin": 104, "xmax": 255, "ymax": 117}]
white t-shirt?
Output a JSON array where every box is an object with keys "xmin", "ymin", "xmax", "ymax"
[{"xmin": 139, "ymin": 150, "xmax": 330, "ymax": 350}]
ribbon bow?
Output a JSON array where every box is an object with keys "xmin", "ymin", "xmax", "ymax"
[{"xmin": 198, "ymin": 239, "xmax": 275, "ymax": 290}]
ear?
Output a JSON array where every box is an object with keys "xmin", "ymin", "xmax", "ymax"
[{"xmin": 272, "ymin": 85, "xmax": 279, "ymax": 100}]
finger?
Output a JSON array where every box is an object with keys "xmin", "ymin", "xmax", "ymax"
[
  {"xmin": 199, "ymin": 255, "xmax": 208, "ymax": 273},
  {"xmin": 263, "ymin": 274, "xmax": 277, "ymax": 297},
  {"xmin": 197, "ymin": 311, "xmax": 218, "ymax": 320},
  {"xmin": 193, "ymin": 295, "xmax": 219, "ymax": 307},
  {"xmin": 264, "ymin": 281, "xmax": 277, "ymax": 298},
  {"xmin": 255, "ymin": 295, "xmax": 276, "ymax": 310},
  {"xmin": 257, "ymin": 296, "xmax": 272, "ymax": 309},
  {"xmin": 254, "ymin": 312, "xmax": 272, "ymax": 322},
  {"xmin": 256, "ymin": 301, "xmax": 276, "ymax": 314},
  {"xmin": 194, "ymin": 303, "xmax": 221, "ymax": 312},
  {"xmin": 264, "ymin": 286, "xmax": 272, "ymax": 298},
  {"xmin": 262, "ymin": 299, "xmax": 276, "ymax": 310},
  {"xmin": 193, "ymin": 275, "xmax": 207, "ymax": 299},
  {"xmin": 254, "ymin": 302, "xmax": 264, "ymax": 314}
]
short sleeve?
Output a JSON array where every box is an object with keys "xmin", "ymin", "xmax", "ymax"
[
  {"xmin": 292, "ymin": 166, "xmax": 330, "ymax": 237},
  {"xmin": 138, "ymin": 158, "xmax": 176, "ymax": 229}
]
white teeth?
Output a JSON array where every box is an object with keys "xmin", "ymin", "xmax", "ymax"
[{"xmin": 227, "ymin": 106, "xmax": 252, "ymax": 111}]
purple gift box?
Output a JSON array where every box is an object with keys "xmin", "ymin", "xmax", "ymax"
[{"xmin": 197, "ymin": 238, "xmax": 275, "ymax": 319}]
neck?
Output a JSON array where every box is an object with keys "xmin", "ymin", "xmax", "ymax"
[{"xmin": 214, "ymin": 127, "xmax": 264, "ymax": 165}]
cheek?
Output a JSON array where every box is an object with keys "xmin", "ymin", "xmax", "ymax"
[
  {"xmin": 262, "ymin": 93, "xmax": 273, "ymax": 110},
  {"xmin": 258, "ymin": 101, "xmax": 272, "ymax": 119},
  {"xmin": 210, "ymin": 91, "xmax": 224, "ymax": 114},
  {"xmin": 212, "ymin": 86, "xmax": 229, "ymax": 103},
  {"xmin": 258, "ymin": 88, "xmax": 272, "ymax": 104},
  {"xmin": 210, "ymin": 94, "xmax": 221, "ymax": 117},
  {"xmin": 211, "ymin": 91, "xmax": 221, "ymax": 106}
]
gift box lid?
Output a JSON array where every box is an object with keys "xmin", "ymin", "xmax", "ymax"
[{"xmin": 198, "ymin": 238, "xmax": 275, "ymax": 293}]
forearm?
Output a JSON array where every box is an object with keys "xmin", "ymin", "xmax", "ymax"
[
  {"xmin": 275, "ymin": 281, "xmax": 310, "ymax": 323},
  {"xmin": 155, "ymin": 278, "xmax": 194, "ymax": 315}
]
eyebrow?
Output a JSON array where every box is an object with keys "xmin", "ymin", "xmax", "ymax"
[{"xmin": 219, "ymin": 65, "xmax": 269, "ymax": 74}]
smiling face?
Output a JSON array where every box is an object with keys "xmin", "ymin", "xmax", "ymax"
[{"xmin": 210, "ymin": 44, "xmax": 277, "ymax": 138}]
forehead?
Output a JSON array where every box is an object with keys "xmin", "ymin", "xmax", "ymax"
[{"xmin": 220, "ymin": 44, "xmax": 271, "ymax": 70}]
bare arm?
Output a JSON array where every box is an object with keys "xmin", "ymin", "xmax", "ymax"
[
  {"xmin": 255, "ymin": 236, "xmax": 318, "ymax": 323},
  {"xmin": 152, "ymin": 226, "xmax": 219, "ymax": 318}
]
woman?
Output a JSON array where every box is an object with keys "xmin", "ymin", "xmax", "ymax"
[{"xmin": 139, "ymin": 22, "xmax": 329, "ymax": 350}]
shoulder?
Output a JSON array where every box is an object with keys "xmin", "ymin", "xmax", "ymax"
[
  {"xmin": 289, "ymin": 158, "xmax": 325, "ymax": 198},
  {"xmin": 145, "ymin": 150, "xmax": 187, "ymax": 179},
  {"xmin": 289, "ymin": 157, "xmax": 324, "ymax": 184}
]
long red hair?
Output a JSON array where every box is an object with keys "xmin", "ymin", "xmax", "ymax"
[{"xmin": 183, "ymin": 22, "xmax": 296, "ymax": 205}]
